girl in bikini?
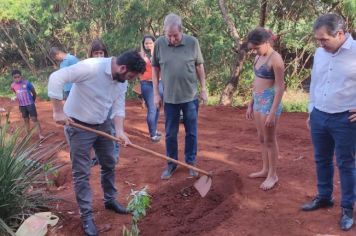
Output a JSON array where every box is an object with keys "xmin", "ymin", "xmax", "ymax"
[{"xmin": 245, "ymin": 27, "xmax": 285, "ymax": 190}]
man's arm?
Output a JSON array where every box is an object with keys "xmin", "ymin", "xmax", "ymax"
[
  {"xmin": 152, "ymin": 66, "xmax": 162, "ymax": 109},
  {"xmin": 113, "ymin": 115, "xmax": 130, "ymax": 145},
  {"xmin": 111, "ymin": 83, "xmax": 131, "ymax": 145},
  {"xmin": 195, "ymin": 38, "xmax": 208, "ymax": 104},
  {"xmin": 48, "ymin": 61, "xmax": 88, "ymax": 100},
  {"xmin": 308, "ymin": 63, "xmax": 317, "ymax": 114},
  {"xmin": 51, "ymin": 98, "xmax": 72, "ymax": 125},
  {"xmin": 196, "ymin": 63, "xmax": 208, "ymax": 104},
  {"xmin": 151, "ymin": 40, "xmax": 162, "ymax": 109},
  {"xmin": 307, "ymin": 51, "xmax": 318, "ymax": 129}
]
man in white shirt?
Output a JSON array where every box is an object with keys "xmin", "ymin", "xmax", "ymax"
[
  {"xmin": 301, "ymin": 14, "xmax": 356, "ymax": 231},
  {"xmin": 48, "ymin": 50, "xmax": 146, "ymax": 236}
]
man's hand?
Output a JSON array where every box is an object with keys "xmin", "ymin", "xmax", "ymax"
[
  {"xmin": 349, "ymin": 109, "xmax": 356, "ymax": 122},
  {"xmin": 200, "ymin": 90, "xmax": 208, "ymax": 105},
  {"xmin": 154, "ymin": 93, "xmax": 162, "ymax": 109},
  {"xmin": 53, "ymin": 111, "xmax": 72, "ymax": 125},
  {"xmin": 306, "ymin": 115, "xmax": 311, "ymax": 130},
  {"xmin": 10, "ymin": 96, "xmax": 16, "ymax": 101},
  {"xmin": 117, "ymin": 132, "xmax": 131, "ymax": 146}
]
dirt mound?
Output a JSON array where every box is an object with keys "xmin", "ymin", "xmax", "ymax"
[
  {"xmin": 1, "ymin": 98, "xmax": 355, "ymax": 235},
  {"xmin": 140, "ymin": 170, "xmax": 242, "ymax": 236}
]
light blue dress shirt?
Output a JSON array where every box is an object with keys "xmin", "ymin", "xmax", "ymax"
[
  {"xmin": 48, "ymin": 57, "xmax": 127, "ymax": 124},
  {"xmin": 309, "ymin": 34, "xmax": 356, "ymax": 113}
]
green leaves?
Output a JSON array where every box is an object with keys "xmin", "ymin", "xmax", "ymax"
[
  {"xmin": 0, "ymin": 0, "xmax": 39, "ymax": 21},
  {"xmin": 123, "ymin": 186, "xmax": 151, "ymax": 236},
  {"xmin": 127, "ymin": 186, "xmax": 151, "ymax": 222},
  {"xmin": 0, "ymin": 119, "xmax": 65, "ymax": 235}
]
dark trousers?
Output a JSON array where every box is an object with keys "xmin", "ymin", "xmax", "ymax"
[
  {"xmin": 164, "ymin": 99, "xmax": 199, "ymax": 167},
  {"xmin": 310, "ymin": 108, "xmax": 356, "ymax": 209},
  {"xmin": 65, "ymin": 120, "xmax": 117, "ymax": 220}
]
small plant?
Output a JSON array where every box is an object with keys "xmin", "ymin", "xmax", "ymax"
[{"xmin": 122, "ymin": 186, "xmax": 151, "ymax": 236}]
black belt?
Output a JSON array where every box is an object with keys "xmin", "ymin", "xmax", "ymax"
[{"xmin": 71, "ymin": 117, "xmax": 103, "ymax": 127}]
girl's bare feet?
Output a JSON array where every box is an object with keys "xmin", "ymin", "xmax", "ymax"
[
  {"xmin": 260, "ymin": 175, "xmax": 278, "ymax": 190},
  {"xmin": 248, "ymin": 170, "xmax": 268, "ymax": 178}
]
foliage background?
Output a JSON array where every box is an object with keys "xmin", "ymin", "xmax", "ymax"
[{"xmin": 0, "ymin": 0, "xmax": 355, "ymax": 108}]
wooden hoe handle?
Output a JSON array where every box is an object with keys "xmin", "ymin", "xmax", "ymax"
[{"xmin": 69, "ymin": 122, "xmax": 211, "ymax": 177}]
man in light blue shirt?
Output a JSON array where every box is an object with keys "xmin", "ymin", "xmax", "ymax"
[
  {"xmin": 301, "ymin": 14, "xmax": 356, "ymax": 231},
  {"xmin": 49, "ymin": 47, "xmax": 79, "ymax": 99}
]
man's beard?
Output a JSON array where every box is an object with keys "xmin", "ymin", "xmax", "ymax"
[{"xmin": 112, "ymin": 73, "xmax": 126, "ymax": 83}]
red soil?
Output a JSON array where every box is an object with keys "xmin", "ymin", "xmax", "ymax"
[{"xmin": 1, "ymin": 97, "xmax": 355, "ymax": 236}]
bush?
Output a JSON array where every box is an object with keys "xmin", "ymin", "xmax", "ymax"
[
  {"xmin": 0, "ymin": 75, "xmax": 13, "ymax": 97},
  {"xmin": 0, "ymin": 117, "xmax": 64, "ymax": 235}
]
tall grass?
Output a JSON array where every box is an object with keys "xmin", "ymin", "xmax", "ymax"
[
  {"xmin": 282, "ymin": 89, "xmax": 308, "ymax": 112},
  {"xmin": 0, "ymin": 116, "xmax": 65, "ymax": 235},
  {"xmin": 205, "ymin": 89, "xmax": 308, "ymax": 113}
]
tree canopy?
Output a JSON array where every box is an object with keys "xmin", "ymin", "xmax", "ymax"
[{"xmin": 0, "ymin": 0, "xmax": 355, "ymax": 103}]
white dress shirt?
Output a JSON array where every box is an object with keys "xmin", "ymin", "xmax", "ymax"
[
  {"xmin": 308, "ymin": 34, "xmax": 356, "ymax": 113},
  {"xmin": 48, "ymin": 57, "xmax": 127, "ymax": 124}
]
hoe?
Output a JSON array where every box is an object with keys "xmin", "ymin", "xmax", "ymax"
[{"xmin": 69, "ymin": 122, "xmax": 212, "ymax": 197}]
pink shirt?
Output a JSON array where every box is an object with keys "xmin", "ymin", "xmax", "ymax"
[{"xmin": 11, "ymin": 80, "xmax": 34, "ymax": 106}]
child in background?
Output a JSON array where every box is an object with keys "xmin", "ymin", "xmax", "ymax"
[
  {"xmin": 245, "ymin": 28, "xmax": 285, "ymax": 191},
  {"xmin": 10, "ymin": 69, "xmax": 44, "ymax": 140}
]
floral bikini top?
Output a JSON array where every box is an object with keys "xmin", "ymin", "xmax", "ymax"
[{"xmin": 254, "ymin": 52, "xmax": 275, "ymax": 80}]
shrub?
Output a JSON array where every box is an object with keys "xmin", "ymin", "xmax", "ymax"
[
  {"xmin": 282, "ymin": 89, "xmax": 308, "ymax": 112},
  {"xmin": 0, "ymin": 116, "xmax": 64, "ymax": 235}
]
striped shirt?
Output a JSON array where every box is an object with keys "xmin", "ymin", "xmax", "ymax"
[{"xmin": 11, "ymin": 80, "xmax": 34, "ymax": 106}]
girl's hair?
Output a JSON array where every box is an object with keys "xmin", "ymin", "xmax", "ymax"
[
  {"xmin": 247, "ymin": 27, "xmax": 276, "ymax": 45},
  {"xmin": 141, "ymin": 35, "xmax": 156, "ymax": 53},
  {"xmin": 89, "ymin": 39, "xmax": 108, "ymax": 57}
]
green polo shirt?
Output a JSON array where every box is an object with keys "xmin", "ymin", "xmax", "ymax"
[{"xmin": 152, "ymin": 34, "xmax": 204, "ymax": 104}]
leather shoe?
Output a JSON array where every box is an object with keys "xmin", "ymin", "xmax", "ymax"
[
  {"xmin": 105, "ymin": 200, "xmax": 129, "ymax": 214},
  {"xmin": 340, "ymin": 207, "xmax": 354, "ymax": 231},
  {"xmin": 301, "ymin": 197, "xmax": 334, "ymax": 211},
  {"xmin": 82, "ymin": 219, "xmax": 98, "ymax": 236}
]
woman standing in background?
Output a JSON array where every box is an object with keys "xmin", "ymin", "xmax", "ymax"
[{"xmin": 139, "ymin": 35, "xmax": 164, "ymax": 142}]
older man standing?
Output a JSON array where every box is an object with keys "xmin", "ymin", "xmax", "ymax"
[
  {"xmin": 152, "ymin": 13, "xmax": 208, "ymax": 179},
  {"xmin": 48, "ymin": 51, "xmax": 146, "ymax": 236},
  {"xmin": 301, "ymin": 13, "xmax": 356, "ymax": 231}
]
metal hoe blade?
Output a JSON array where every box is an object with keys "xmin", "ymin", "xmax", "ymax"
[{"xmin": 194, "ymin": 175, "xmax": 212, "ymax": 197}]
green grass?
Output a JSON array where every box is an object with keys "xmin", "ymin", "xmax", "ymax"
[
  {"xmin": 205, "ymin": 89, "xmax": 308, "ymax": 113},
  {"xmin": 281, "ymin": 89, "xmax": 308, "ymax": 112}
]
